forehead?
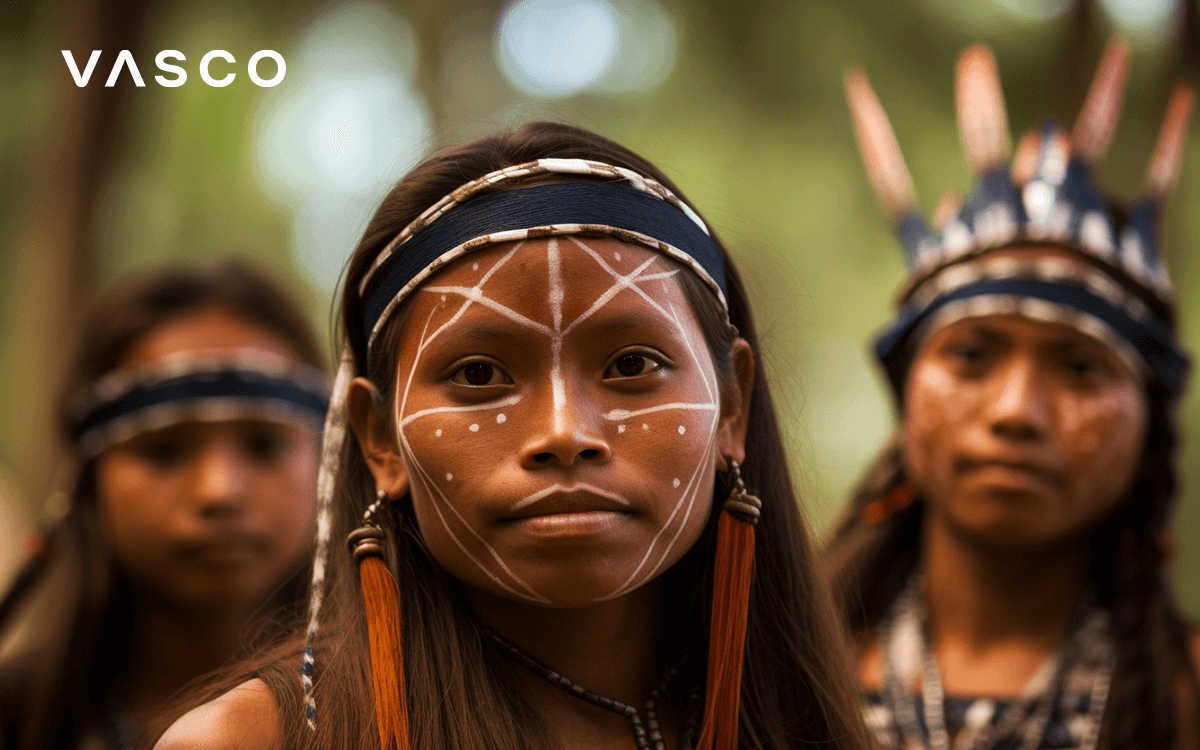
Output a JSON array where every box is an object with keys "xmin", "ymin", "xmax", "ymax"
[
  {"xmin": 929, "ymin": 314, "xmax": 1112, "ymax": 349},
  {"xmin": 401, "ymin": 236, "xmax": 692, "ymax": 332},
  {"xmin": 122, "ymin": 307, "xmax": 298, "ymax": 368}
]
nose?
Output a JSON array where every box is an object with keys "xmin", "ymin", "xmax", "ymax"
[
  {"xmin": 518, "ymin": 382, "xmax": 612, "ymax": 469},
  {"xmin": 984, "ymin": 353, "xmax": 1051, "ymax": 442},
  {"xmin": 190, "ymin": 439, "xmax": 251, "ymax": 517}
]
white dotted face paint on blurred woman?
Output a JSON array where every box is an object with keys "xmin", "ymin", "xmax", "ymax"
[{"xmin": 390, "ymin": 237, "xmax": 722, "ymax": 607}]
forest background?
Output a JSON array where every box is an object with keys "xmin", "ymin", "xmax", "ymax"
[{"xmin": 1, "ymin": 0, "xmax": 1198, "ymax": 610}]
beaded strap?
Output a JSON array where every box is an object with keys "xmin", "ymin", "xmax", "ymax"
[{"xmin": 484, "ymin": 627, "xmax": 688, "ymax": 750}]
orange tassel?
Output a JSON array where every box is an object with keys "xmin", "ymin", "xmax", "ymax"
[
  {"xmin": 351, "ymin": 529, "xmax": 410, "ymax": 750},
  {"xmin": 697, "ymin": 508, "xmax": 757, "ymax": 750}
]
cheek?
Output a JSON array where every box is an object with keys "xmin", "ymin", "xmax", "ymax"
[
  {"xmin": 95, "ymin": 454, "xmax": 177, "ymax": 572},
  {"xmin": 1058, "ymin": 391, "xmax": 1145, "ymax": 504},
  {"xmin": 256, "ymin": 444, "xmax": 319, "ymax": 557},
  {"xmin": 903, "ymin": 363, "xmax": 967, "ymax": 490}
]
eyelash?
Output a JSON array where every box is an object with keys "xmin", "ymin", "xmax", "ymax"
[
  {"xmin": 603, "ymin": 349, "xmax": 667, "ymax": 380},
  {"xmin": 448, "ymin": 359, "xmax": 513, "ymax": 387}
]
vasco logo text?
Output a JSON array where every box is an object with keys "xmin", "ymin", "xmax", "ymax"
[{"xmin": 61, "ymin": 50, "xmax": 286, "ymax": 88}]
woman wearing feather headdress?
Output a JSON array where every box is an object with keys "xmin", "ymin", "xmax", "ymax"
[{"xmin": 828, "ymin": 40, "xmax": 1200, "ymax": 749}]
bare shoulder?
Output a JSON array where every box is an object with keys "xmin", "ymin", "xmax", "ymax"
[{"xmin": 154, "ymin": 679, "xmax": 284, "ymax": 750}]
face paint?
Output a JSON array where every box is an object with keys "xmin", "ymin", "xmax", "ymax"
[
  {"xmin": 903, "ymin": 314, "xmax": 1147, "ymax": 547},
  {"xmin": 390, "ymin": 237, "xmax": 721, "ymax": 607}
]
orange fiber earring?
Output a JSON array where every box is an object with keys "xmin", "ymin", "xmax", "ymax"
[
  {"xmin": 697, "ymin": 459, "xmax": 761, "ymax": 750},
  {"xmin": 349, "ymin": 490, "xmax": 410, "ymax": 750}
]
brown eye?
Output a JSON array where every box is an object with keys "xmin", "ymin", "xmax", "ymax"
[
  {"xmin": 241, "ymin": 425, "xmax": 293, "ymax": 464},
  {"xmin": 450, "ymin": 361, "xmax": 511, "ymax": 387},
  {"xmin": 605, "ymin": 353, "xmax": 662, "ymax": 379},
  {"xmin": 134, "ymin": 438, "xmax": 187, "ymax": 468}
]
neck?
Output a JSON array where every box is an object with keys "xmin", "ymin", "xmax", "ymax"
[
  {"xmin": 470, "ymin": 581, "xmax": 663, "ymax": 706},
  {"xmin": 118, "ymin": 596, "xmax": 254, "ymax": 718},
  {"xmin": 921, "ymin": 510, "xmax": 1089, "ymax": 657}
]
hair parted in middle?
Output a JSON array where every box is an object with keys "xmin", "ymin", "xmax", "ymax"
[{"xmin": 163, "ymin": 122, "xmax": 871, "ymax": 750}]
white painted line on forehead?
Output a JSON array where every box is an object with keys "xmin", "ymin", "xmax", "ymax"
[
  {"xmin": 569, "ymin": 238, "xmax": 679, "ymax": 325},
  {"xmin": 508, "ymin": 483, "xmax": 632, "ymax": 513},
  {"xmin": 562, "ymin": 255, "xmax": 663, "ymax": 337},
  {"xmin": 418, "ymin": 243, "xmax": 526, "ymax": 353},
  {"xmin": 421, "ymin": 284, "xmax": 552, "ymax": 335},
  {"xmin": 548, "ymin": 238, "xmax": 566, "ymax": 430}
]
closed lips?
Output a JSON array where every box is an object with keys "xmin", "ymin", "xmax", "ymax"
[
  {"xmin": 955, "ymin": 457, "xmax": 1066, "ymax": 487},
  {"xmin": 506, "ymin": 485, "xmax": 632, "ymax": 519}
]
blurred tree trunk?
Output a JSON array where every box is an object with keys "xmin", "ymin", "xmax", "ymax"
[
  {"xmin": 0, "ymin": 0, "xmax": 152, "ymax": 519},
  {"xmin": 403, "ymin": 0, "xmax": 449, "ymax": 145}
]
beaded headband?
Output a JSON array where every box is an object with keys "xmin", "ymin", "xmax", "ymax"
[
  {"xmin": 67, "ymin": 351, "xmax": 331, "ymax": 457},
  {"xmin": 302, "ymin": 157, "xmax": 729, "ymax": 727},
  {"xmin": 846, "ymin": 41, "xmax": 1193, "ymax": 396}
]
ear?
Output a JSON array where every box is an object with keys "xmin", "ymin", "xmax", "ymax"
[
  {"xmin": 346, "ymin": 377, "xmax": 409, "ymax": 499},
  {"xmin": 715, "ymin": 338, "xmax": 755, "ymax": 471}
]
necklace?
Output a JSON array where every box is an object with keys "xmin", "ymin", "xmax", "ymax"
[
  {"xmin": 876, "ymin": 576, "xmax": 1114, "ymax": 750},
  {"xmin": 484, "ymin": 627, "xmax": 697, "ymax": 750}
]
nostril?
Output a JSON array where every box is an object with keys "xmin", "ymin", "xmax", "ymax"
[
  {"xmin": 532, "ymin": 452, "xmax": 554, "ymax": 464},
  {"xmin": 579, "ymin": 449, "xmax": 601, "ymax": 461}
]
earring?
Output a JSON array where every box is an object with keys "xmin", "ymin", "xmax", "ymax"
[
  {"xmin": 861, "ymin": 482, "xmax": 914, "ymax": 525},
  {"xmin": 698, "ymin": 457, "xmax": 761, "ymax": 750},
  {"xmin": 347, "ymin": 488, "xmax": 411, "ymax": 750},
  {"xmin": 722, "ymin": 459, "xmax": 762, "ymax": 525}
]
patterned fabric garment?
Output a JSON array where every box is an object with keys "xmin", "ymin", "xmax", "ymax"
[
  {"xmin": 863, "ymin": 577, "xmax": 1114, "ymax": 750},
  {"xmin": 862, "ymin": 689, "xmax": 1098, "ymax": 749}
]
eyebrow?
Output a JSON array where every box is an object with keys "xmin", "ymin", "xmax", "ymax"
[
  {"xmin": 568, "ymin": 309, "xmax": 681, "ymax": 339},
  {"xmin": 428, "ymin": 323, "xmax": 531, "ymax": 349}
]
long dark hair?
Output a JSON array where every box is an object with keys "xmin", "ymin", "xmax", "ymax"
[
  {"xmin": 825, "ymin": 367, "xmax": 1200, "ymax": 747},
  {"xmin": 0, "ymin": 261, "xmax": 324, "ymax": 750},
  {"xmin": 165, "ymin": 122, "xmax": 870, "ymax": 750}
]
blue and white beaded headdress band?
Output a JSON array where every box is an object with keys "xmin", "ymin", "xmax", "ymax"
[
  {"xmin": 301, "ymin": 157, "xmax": 729, "ymax": 726},
  {"xmin": 67, "ymin": 351, "xmax": 330, "ymax": 457},
  {"xmin": 846, "ymin": 40, "xmax": 1193, "ymax": 397}
]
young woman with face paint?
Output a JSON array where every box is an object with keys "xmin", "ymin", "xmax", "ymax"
[
  {"xmin": 827, "ymin": 42, "xmax": 1200, "ymax": 749},
  {"xmin": 153, "ymin": 123, "xmax": 871, "ymax": 750},
  {"xmin": 0, "ymin": 263, "xmax": 328, "ymax": 750}
]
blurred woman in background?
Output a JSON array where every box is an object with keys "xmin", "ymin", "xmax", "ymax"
[
  {"xmin": 0, "ymin": 262, "xmax": 329, "ymax": 750},
  {"xmin": 827, "ymin": 41, "xmax": 1200, "ymax": 748}
]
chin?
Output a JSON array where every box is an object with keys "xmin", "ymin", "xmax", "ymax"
[{"xmin": 945, "ymin": 490, "xmax": 1074, "ymax": 551}]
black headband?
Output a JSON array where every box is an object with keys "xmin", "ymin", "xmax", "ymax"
[
  {"xmin": 70, "ymin": 363, "xmax": 330, "ymax": 456},
  {"xmin": 360, "ymin": 180, "xmax": 728, "ymax": 346}
]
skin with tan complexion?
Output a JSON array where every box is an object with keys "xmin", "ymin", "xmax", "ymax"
[
  {"xmin": 904, "ymin": 314, "xmax": 1146, "ymax": 549},
  {"xmin": 94, "ymin": 306, "xmax": 318, "ymax": 722},
  {"xmin": 859, "ymin": 248, "xmax": 1150, "ymax": 701},
  {"xmin": 348, "ymin": 236, "xmax": 753, "ymax": 749}
]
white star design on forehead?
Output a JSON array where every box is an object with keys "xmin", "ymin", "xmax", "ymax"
[{"xmin": 395, "ymin": 237, "xmax": 722, "ymax": 604}]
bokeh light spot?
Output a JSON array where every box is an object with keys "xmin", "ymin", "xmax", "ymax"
[
  {"xmin": 496, "ymin": 0, "xmax": 621, "ymax": 97},
  {"xmin": 1099, "ymin": 0, "xmax": 1178, "ymax": 39}
]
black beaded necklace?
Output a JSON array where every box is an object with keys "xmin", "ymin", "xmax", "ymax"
[{"xmin": 483, "ymin": 628, "xmax": 699, "ymax": 750}]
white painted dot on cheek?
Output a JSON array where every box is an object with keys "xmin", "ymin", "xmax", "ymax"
[
  {"xmin": 673, "ymin": 478, "xmax": 680, "ymax": 488},
  {"xmin": 441, "ymin": 295, "xmax": 446, "ymax": 302},
  {"xmin": 678, "ymin": 425, "xmax": 685, "ymax": 435},
  {"xmin": 446, "ymin": 473, "xmax": 453, "ymax": 481},
  {"xmin": 614, "ymin": 252, "xmax": 621, "ymax": 261},
  {"xmin": 469, "ymin": 423, "xmax": 480, "ymax": 432},
  {"xmin": 497, "ymin": 413, "xmax": 506, "ymax": 424},
  {"xmin": 618, "ymin": 424, "xmax": 626, "ymax": 433},
  {"xmin": 642, "ymin": 423, "xmax": 649, "ymax": 431},
  {"xmin": 472, "ymin": 262, "xmax": 479, "ymax": 271},
  {"xmin": 435, "ymin": 429, "xmax": 442, "ymax": 437}
]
